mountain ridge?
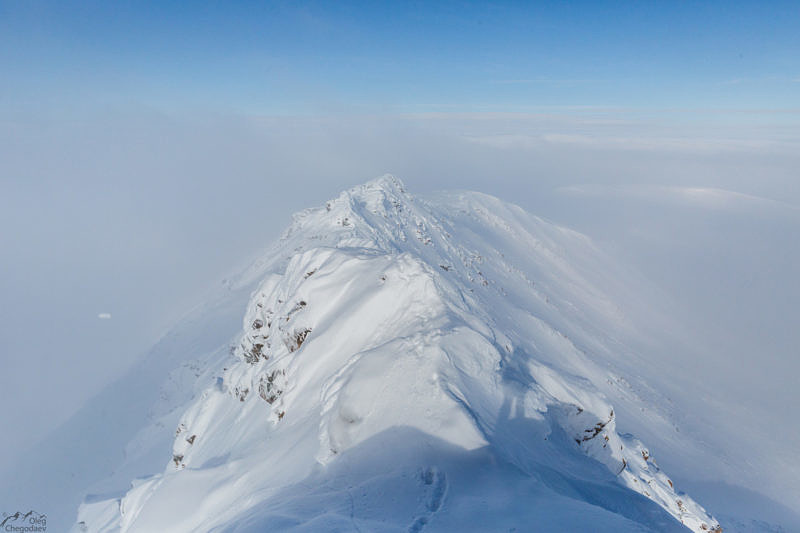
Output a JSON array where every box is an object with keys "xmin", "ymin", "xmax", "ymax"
[{"xmin": 74, "ymin": 175, "xmax": 722, "ymax": 532}]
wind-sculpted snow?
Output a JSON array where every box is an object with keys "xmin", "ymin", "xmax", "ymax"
[{"xmin": 75, "ymin": 176, "xmax": 721, "ymax": 532}]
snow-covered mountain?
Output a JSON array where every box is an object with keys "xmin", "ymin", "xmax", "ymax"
[{"xmin": 63, "ymin": 175, "xmax": 731, "ymax": 532}]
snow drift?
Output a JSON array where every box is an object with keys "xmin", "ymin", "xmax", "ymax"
[{"xmin": 75, "ymin": 176, "xmax": 722, "ymax": 532}]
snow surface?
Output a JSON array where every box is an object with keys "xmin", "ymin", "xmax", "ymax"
[
  {"xmin": 6, "ymin": 176, "xmax": 793, "ymax": 532},
  {"xmin": 65, "ymin": 175, "xmax": 728, "ymax": 532}
]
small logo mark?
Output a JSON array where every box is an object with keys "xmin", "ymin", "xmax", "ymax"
[{"xmin": 1, "ymin": 511, "xmax": 47, "ymax": 532}]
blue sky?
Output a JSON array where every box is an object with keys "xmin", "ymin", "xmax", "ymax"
[{"xmin": 2, "ymin": 0, "xmax": 799, "ymax": 114}]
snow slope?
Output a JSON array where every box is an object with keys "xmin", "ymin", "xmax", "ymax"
[{"xmin": 68, "ymin": 176, "xmax": 730, "ymax": 532}]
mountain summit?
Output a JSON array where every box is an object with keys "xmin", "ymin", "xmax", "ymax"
[{"xmin": 76, "ymin": 176, "xmax": 720, "ymax": 532}]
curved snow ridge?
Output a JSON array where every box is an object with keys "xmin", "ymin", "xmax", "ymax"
[{"xmin": 75, "ymin": 176, "xmax": 721, "ymax": 532}]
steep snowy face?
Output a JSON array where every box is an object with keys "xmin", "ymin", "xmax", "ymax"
[{"xmin": 77, "ymin": 176, "xmax": 720, "ymax": 532}]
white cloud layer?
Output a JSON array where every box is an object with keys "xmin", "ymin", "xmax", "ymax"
[
  {"xmin": 1, "ymin": 108, "xmax": 799, "ymax": 520},
  {"xmin": 467, "ymin": 132, "xmax": 800, "ymax": 155},
  {"xmin": 557, "ymin": 184, "xmax": 800, "ymax": 213}
]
